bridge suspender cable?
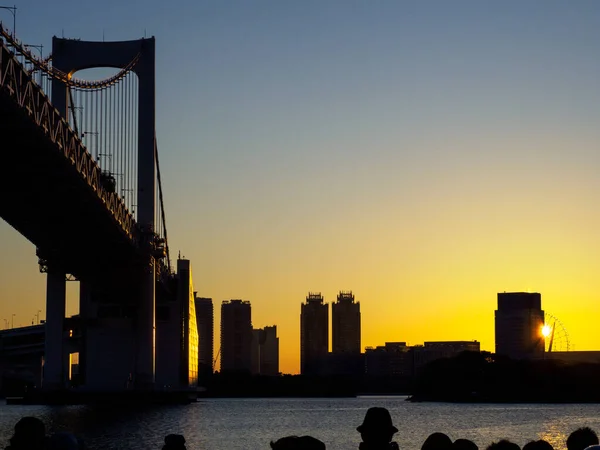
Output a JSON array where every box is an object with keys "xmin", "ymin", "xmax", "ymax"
[
  {"xmin": 68, "ymin": 87, "xmax": 79, "ymax": 136},
  {"xmin": 155, "ymin": 135, "xmax": 171, "ymax": 273}
]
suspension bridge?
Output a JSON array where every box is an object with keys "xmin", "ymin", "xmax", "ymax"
[{"xmin": 0, "ymin": 24, "xmax": 197, "ymax": 401}]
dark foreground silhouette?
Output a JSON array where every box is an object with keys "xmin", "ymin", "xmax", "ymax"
[
  {"xmin": 410, "ymin": 351, "xmax": 600, "ymax": 403},
  {"xmin": 3, "ymin": 411, "xmax": 599, "ymax": 450}
]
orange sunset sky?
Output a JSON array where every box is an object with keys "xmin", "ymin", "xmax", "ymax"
[{"xmin": 2, "ymin": 2, "xmax": 600, "ymax": 374}]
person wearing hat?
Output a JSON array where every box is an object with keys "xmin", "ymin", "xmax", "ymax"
[{"xmin": 357, "ymin": 407, "xmax": 400, "ymax": 450}]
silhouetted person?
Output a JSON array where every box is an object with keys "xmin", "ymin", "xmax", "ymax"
[
  {"xmin": 270, "ymin": 436, "xmax": 326, "ymax": 450},
  {"xmin": 47, "ymin": 432, "xmax": 84, "ymax": 450},
  {"xmin": 357, "ymin": 407, "xmax": 399, "ymax": 450},
  {"xmin": 454, "ymin": 439, "xmax": 478, "ymax": 450},
  {"xmin": 486, "ymin": 440, "xmax": 520, "ymax": 450},
  {"xmin": 5, "ymin": 416, "xmax": 46, "ymax": 450},
  {"xmin": 422, "ymin": 433, "xmax": 453, "ymax": 450},
  {"xmin": 523, "ymin": 440, "xmax": 553, "ymax": 450},
  {"xmin": 163, "ymin": 434, "xmax": 186, "ymax": 450},
  {"xmin": 567, "ymin": 428, "xmax": 599, "ymax": 450}
]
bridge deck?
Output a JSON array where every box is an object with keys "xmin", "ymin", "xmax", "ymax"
[{"xmin": 0, "ymin": 75, "xmax": 144, "ymax": 294}]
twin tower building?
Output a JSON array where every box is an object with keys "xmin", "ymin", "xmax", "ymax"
[
  {"xmin": 301, "ymin": 291, "xmax": 361, "ymax": 375},
  {"xmin": 194, "ymin": 290, "xmax": 361, "ymax": 377}
]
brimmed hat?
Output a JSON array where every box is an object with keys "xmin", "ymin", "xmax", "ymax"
[{"xmin": 357, "ymin": 407, "xmax": 398, "ymax": 434}]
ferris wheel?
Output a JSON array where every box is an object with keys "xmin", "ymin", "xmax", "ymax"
[{"xmin": 542, "ymin": 312, "xmax": 571, "ymax": 352}]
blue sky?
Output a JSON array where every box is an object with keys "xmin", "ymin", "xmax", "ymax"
[{"xmin": 3, "ymin": 1, "xmax": 600, "ymax": 372}]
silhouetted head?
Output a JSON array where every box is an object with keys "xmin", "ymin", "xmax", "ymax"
[
  {"xmin": 568, "ymin": 428, "xmax": 599, "ymax": 450},
  {"xmin": 47, "ymin": 432, "xmax": 82, "ymax": 450},
  {"xmin": 523, "ymin": 440, "xmax": 553, "ymax": 450},
  {"xmin": 270, "ymin": 435, "xmax": 326, "ymax": 450},
  {"xmin": 584, "ymin": 446, "xmax": 600, "ymax": 450},
  {"xmin": 454, "ymin": 438, "xmax": 478, "ymax": 450},
  {"xmin": 486, "ymin": 440, "xmax": 521, "ymax": 450},
  {"xmin": 422, "ymin": 432, "xmax": 453, "ymax": 450},
  {"xmin": 163, "ymin": 434, "xmax": 186, "ymax": 450},
  {"xmin": 9, "ymin": 416, "xmax": 46, "ymax": 449},
  {"xmin": 357, "ymin": 407, "xmax": 398, "ymax": 445}
]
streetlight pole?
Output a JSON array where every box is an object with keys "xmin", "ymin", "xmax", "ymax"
[
  {"xmin": 11, "ymin": 313, "xmax": 15, "ymax": 329},
  {"xmin": 36, "ymin": 310, "xmax": 41, "ymax": 324},
  {"xmin": 0, "ymin": 5, "xmax": 16, "ymax": 36}
]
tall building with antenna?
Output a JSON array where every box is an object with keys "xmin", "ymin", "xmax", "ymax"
[
  {"xmin": 332, "ymin": 291, "xmax": 361, "ymax": 354},
  {"xmin": 300, "ymin": 293, "xmax": 328, "ymax": 375}
]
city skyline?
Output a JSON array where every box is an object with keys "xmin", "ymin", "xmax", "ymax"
[{"xmin": 3, "ymin": 1, "xmax": 600, "ymax": 375}]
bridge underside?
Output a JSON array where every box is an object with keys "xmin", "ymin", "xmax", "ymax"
[{"xmin": 0, "ymin": 89, "xmax": 145, "ymax": 298}]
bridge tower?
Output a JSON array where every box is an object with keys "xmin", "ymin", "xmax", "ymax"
[{"xmin": 45, "ymin": 37, "xmax": 157, "ymax": 391}]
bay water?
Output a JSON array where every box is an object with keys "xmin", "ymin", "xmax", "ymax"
[{"xmin": 1, "ymin": 397, "xmax": 599, "ymax": 449}]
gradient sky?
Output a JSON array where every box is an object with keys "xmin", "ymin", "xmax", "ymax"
[{"xmin": 2, "ymin": 1, "xmax": 600, "ymax": 374}]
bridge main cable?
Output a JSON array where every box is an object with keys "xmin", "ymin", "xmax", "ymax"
[
  {"xmin": 0, "ymin": 24, "xmax": 140, "ymax": 90},
  {"xmin": 155, "ymin": 136, "xmax": 171, "ymax": 273}
]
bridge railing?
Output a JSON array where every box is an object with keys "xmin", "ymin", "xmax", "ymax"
[{"xmin": 0, "ymin": 37, "xmax": 137, "ymax": 243}]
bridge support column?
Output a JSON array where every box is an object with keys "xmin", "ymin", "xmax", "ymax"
[
  {"xmin": 44, "ymin": 269, "xmax": 66, "ymax": 390},
  {"xmin": 78, "ymin": 282, "xmax": 92, "ymax": 386},
  {"xmin": 135, "ymin": 259, "xmax": 155, "ymax": 389},
  {"xmin": 79, "ymin": 282, "xmax": 93, "ymax": 319}
]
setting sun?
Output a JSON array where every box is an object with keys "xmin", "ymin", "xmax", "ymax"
[{"xmin": 542, "ymin": 325, "xmax": 552, "ymax": 337}]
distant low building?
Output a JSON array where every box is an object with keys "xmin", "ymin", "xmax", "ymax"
[
  {"xmin": 412, "ymin": 341, "xmax": 480, "ymax": 374},
  {"xmin": 365, "ymin": 340, "xmax": 481, "ymax": 378},
  {"xmin": 365, "ymin": 342, "xmax": 410, "ymax": 377}
]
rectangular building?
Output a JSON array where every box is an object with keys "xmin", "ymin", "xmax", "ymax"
[
  {"xmin": 156, "ymin": 258, "xmax": 198, "ymax": 389},
  {"xmin": 495, "ymin": 292, "xmax": 545, "ymax": 359},
  {"xmin": 220, "ymin": 300, "xmax": 252, "ymax": 373},
  {"xmin": 194, "ymin": 295, "xmax": 214, "ymax": 377},
  {"xmin": 251, "ymin": 325, "xmax": 279, "ymax": 376},
  {"xmin": 365, "ymin": 342, "xmax": 410, "ymax": 377},
  {"xmin": 260, "ymin": 325, "xmax": 279, "ymax": 376},
  {"xmin": 332, "ymin": 291, "xmax": 361, "ymax": 354},
  {"xmin": 300, "ymin": 293, "xmax": 328, "ymax": 375}
]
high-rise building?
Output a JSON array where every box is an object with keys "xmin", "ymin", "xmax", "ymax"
[
  {"xmin": 220, "ymin": 300, "xmax": 252, "ymax": 373},
  {"xmin": 332, "ymin": 291, "xmax": 361, "ymax": 354},
  {"xmin": 194, "ymin": 295, "xmax": 214, "ymax": 376},
  {"xmin": 260, "ymin": 325, "xmax": 279, "ymax": 376},
  {"xmin": 495, "ymin": 292, "xmax": 545, "ymax": 359},
  {"xmin": 156, "ymin": 258, "xmax": 198, "ymax": 389},
  {"xmin": 251, "ymin": 325, "xmax": 280, "ymax": 376},
  {"xmin": 300, "ymin": 292, "xmax": 328, "ymax": 375}
]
